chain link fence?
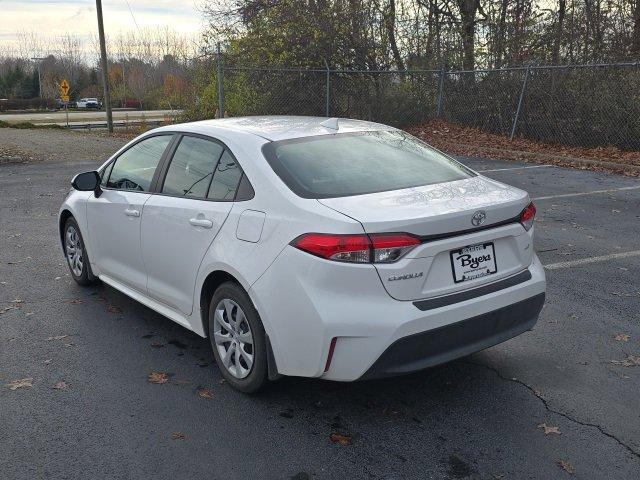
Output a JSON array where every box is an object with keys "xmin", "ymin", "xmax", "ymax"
[{"xmin": 204, "ymin": 60, "xmax": 640, "ymax": 151}]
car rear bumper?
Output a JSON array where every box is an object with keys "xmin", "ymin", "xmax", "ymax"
[
  {"xmin": 360, "ymin": 292, "xmax": 544, "ymax": 380},
  {"xmin": 250, "ymin": 246, "xmax": 546, "ymax": 382}
]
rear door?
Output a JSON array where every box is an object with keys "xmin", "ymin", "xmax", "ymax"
[
  {"xmin": 141, "ymin": 134, "xmax": 244, "ymax": 316},
  {"xmin": 86, "ymin": 134, "xmax": 173, "ymax": 292}
]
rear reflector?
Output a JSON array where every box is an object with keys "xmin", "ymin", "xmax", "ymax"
[
  {"xmin": 292, "ymin": 233, "xmax": 421, "ymax": 263},
  {"xmin": 324, "ymin": 337, "xmax": 337, "ymax": 372},
  {"xmin": 520, "ymin": 202, "xmax": 536, "ymax": 231}
]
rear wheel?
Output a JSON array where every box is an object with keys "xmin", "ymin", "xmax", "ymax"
[
  {"xmin": 208, "ymin": 282, "xmax": 268, "ymax": 393},
  {"xmin": 64, "ymin": 217, "xmax": 96, "ymax": 286}
]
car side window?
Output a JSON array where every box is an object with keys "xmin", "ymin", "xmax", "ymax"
[
  {"xmin": 208, "ymin": 149, "xmax": 243, "ymax": 201},
  {"xmin": 162, "ymin": 136, "xmax": 224, "ymax": 198},
  {"xmin": 106, "ymin": 135, "xmax": 172, "ymax": 192},
  {"xmin": 100, "ymin": 161, "xmax": 114, "ymax": 187}
]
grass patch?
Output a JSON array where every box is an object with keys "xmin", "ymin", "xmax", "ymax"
[{"xmin": 1, "ymin": 121, "xmax": 65, "ymax": 130}]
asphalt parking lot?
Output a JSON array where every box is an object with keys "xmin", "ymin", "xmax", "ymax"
[{"xmin": 1, "ymin": 152, "xmax": 639, "ymax": 479}]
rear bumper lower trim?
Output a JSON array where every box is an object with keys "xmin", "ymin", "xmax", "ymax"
[
  {"xmin": 413, "ymin": 269, "xmax": 532, "ymax": 311},
  {"xmin": 360, "ymin": 293, "xmax": 545, "ymax": 380}
]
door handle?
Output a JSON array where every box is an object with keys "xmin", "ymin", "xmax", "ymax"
[
  {"xmin": 189, "ymin": 218, "xmax": 213, "ymax": 229},
  {"xmin": 124, "ymin": 208, "xmax": 140, "ymax": 217}
]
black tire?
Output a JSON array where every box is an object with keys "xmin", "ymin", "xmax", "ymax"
[
  {"xmin": 63, "ymin": 217, "xmax": 96, "ymax": 286},
  {"xmin": 208, "ymin": 282, "xmax": 268, "ymax": 393}
]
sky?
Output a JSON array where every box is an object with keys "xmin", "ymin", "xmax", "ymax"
[{"xmin": 0, "ymin": 0, "xmax": 204, "ymax": 55}]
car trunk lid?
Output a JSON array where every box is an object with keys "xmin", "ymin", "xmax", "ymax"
[{"xmin": 318, "ymin": 176, "xmax": 534, "ymax": 301}]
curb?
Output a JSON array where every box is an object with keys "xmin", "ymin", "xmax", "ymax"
[
  {"xmin": 0, "ymin": 156, "xmax": 22, "ymax": 165},
  {"xmin": 443, "ymin": 142, "xmax": 640, "ymax": 175}
]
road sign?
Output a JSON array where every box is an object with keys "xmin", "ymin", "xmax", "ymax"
[
  {"xmin": 59, "ymin": 79, "xmax": 70, "ymax": 96},
  {"xmin": 61, "ymin": 94, "xmax": 70, "ymax": 103}
]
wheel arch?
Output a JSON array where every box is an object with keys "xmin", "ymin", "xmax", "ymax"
[
  {"xmin": 198, "ymin": 268, "xmax": 281, "ymax": 380},
  {"xmin": 59, "ymin": 209, "xmax": 74, "ymax": 249}
]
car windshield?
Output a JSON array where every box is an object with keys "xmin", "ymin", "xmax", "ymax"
[{"xmin": 262, "ymin": 130, "xmax": 475, "ymax": 198}]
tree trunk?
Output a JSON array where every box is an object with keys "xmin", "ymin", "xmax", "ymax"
[
  {"xmin": 632, "ymin": 0, "xmax": 640, "ymax": 57},
  {"xmin": 384, "ymin": 0, "xmax": 405, "ymax": 71},
  {"xmin": 552, "ymin": 0, "xmax": 566, "ymax": 65},
  {"xmin": 494, "ymin": 0, "xmax": 509, "ymax": 68},
  {"xmin": 456, "ymin": 0, "xmax": 479, "ymax": 70}
]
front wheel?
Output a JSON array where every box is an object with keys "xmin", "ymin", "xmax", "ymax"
[
  {"xmin": 64, "ymin": 217, "xmax": 96, "ymax": 286},
  {"xmin": 208, "ymin": 282, "xmax": 268, "ymax": 393}
]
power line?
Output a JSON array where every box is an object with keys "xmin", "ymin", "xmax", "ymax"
[{"xmin": 123, "ymin": 0, "xmax": 141, "ymax": 32}]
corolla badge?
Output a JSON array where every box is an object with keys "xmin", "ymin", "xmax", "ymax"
[
  {"xmin": 388, "ymin": 272, "xmax": 424, "ymax": 282},
  {"xmin": 471, "ymin": 210, "xmax": 487, "ymax": 226}
]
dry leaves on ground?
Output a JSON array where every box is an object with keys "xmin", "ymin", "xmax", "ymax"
[
  {"xmin": 329, "ymin": 432, "xmax": 352, "ymax": 446},
  {"xmin": 537, "ymin": 423, "xmax": 561, "ymax": 435},
  {"xmin": 171, "ymin": 432, "xmax": 186, "ymax": 440},
  {"xmin": 613, "ymin": 334, "xmax": 630, "ymax": 342},
  {"xmin": 150, "ymin": 341, "xmax": 165, "ymax": 348},
  {"xmin": 107, "ymin": 304, "xmax": 123, "ymax": 315},
  {"xmin": 6, "ymin": 378, "xmax": 33, "ymax": 390},
  {"xmin": 556, "ymin": 459, "xmax": 575, "ymax": 475},
  {"xmin": 0, "ymin": 306, "xmax": 18, "ymax": 315},
  {"xmin": 148, "ymin": 372, "xmax": 169, "ymax": 384},
  {"xmin": 197, "ymin": 389, "xmax": 213, "ymax": 400},
  {"xmin": 53, "ymin": 381, "xmax": 68, "ymax": 390},
  {"xmin": 610, "ymin": 355, "xmax": 640, "ymax": 367},
  {"xmin": 69, "ymin": 299, "xmax": 83, "ymax": 305}
]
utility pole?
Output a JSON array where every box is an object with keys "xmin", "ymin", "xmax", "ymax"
[
  {"xmin": 95, "ymin": 0, "xmax": 114, "ymax": 133},
  {"xmin": 31, "ymin": 57, "xmax": 44, "ymax": 98}
]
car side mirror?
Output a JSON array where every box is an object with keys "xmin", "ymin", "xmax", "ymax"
[{"xmin": 71, "ymin": 171, "xmax": 102, "ymax": 197}]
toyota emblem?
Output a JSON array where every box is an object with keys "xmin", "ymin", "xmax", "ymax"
[{"xmin": 471, "ymin": 210, "xmax": 486, "ymax": 226}]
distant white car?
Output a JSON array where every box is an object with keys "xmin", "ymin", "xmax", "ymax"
[
  {"xmin": 76, "ymin": 98, "xmax": 100, "ymax": 109},
  {"xmin": 58, "ymin": 116, "xmax": 546, "ymax": 392}
]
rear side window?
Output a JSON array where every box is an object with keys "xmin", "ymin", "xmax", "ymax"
[
  {"xmin": 207, "ymin": 150, "xmax": 242, "ymax": 201},
  {"xmin": 262, "ymin": 130, "xmax": 475, "ymax": 198},
  {"xmin": 107, "ymin": 135, "xmax": 172, "ymax": 191},
  {"xmin": 162, "ymin": 136, "xmax": 224, "ymax": 198}
]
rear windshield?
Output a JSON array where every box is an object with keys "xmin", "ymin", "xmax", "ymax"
[{"xmin": 262, "ymin": 130, "xmax": 475, "ymax": 198}]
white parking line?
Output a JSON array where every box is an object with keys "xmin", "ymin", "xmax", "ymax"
[
  {"xmin": 544, "ymin": 250, "xmax": 640, "ymax": 270},
  {"xmin": 479, "ymin": 165, "xmax": 553, "ymax": 172},
  {"xmin": 533, "ymin": 185, "xmax": 640, "ymax": 201}
]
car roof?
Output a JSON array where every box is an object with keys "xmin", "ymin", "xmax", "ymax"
[{"xmin": 173, "ymin": 115, "xmax": 395, "ymax": 142}]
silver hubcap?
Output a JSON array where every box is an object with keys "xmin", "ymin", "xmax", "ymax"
[
  {"xmin": 213, "ymin": 299, "xmax": 254, "ymax": 379},
  {"xmin": 65, "ymin": 226, "xmax": 84, "ymax": 277}
]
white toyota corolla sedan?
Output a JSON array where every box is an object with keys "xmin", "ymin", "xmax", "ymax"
[{"xmin": 59, "ymin": 116, "xmax": 546, "ymax": 392}]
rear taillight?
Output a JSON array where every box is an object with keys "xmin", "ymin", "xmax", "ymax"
[
  {"xmin": 520, "ymin": 202, "xmax": 536, "ymax": 231},
  {"xmin": 292, "ymin": 233, "xmax": 421, "ymax": 263}
]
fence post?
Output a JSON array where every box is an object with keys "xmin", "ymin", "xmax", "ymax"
[
  {"xmin": 510, "ymin": 65, "xmax": 531, "ymax": 140},
  {"xmin": 436, "ymin": 67, "xmax": 445, "ymax": 117},
  {"xmin": 325, "ymin": 62, "xmax": 330, "ymax": 117},
  {"xmin": 216, "ymin": 42, "xmax": 225, "ymax": 118}
]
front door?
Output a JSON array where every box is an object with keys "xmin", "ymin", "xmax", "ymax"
[{"xmin": 87, "ymin": 134, "xmax": 174, "ymax": 292}]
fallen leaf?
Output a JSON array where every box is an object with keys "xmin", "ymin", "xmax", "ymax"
[
  {"xmin": 107, "ymin": 305, "xmax": 123, "ymax": 315},
  {"xmin": 0, "ymin": 306, "xmax": 17, "ymax": 315},
  {"xmin": 150, "ymin": 341, "xmax": 165, "ymax": 348},
  {"xmin": 69, "ymin": 299, "xmax": 83, "ymax": 305},
  {"xmin": 556, "ymin": 459, "xmax": 574, "ymax": 474},
  {"xmin": 197, "ymin": 389, "xmax": 213, "ymax": 400},
  {"xmin": 6, "ymin": 378, "xmax": 33, "ymax": 390},
  {"xmin": 148, "ymin": 372, "xmax": 169, "ymax": 384},
  {"xmin": 171, "ymin": 432, "xmax": 186, "ymax": 440},
  {"xmin": 45, "ymin": 335, "xmax": 68, "ymax": 341},
  {"xmin": 614, "ymin": 334, "xmax": 630, "ymax": 342},
  {"xmin": 537, "ymin": 423, "xmax": 561, "ymax": 435},
  {"xmin": 11, "ymin": 298, "xmax": 24, "ymax": 304},
  {"xmin": 44, "ymin": 359, "xmax": 52, "ymax": 364},
  {"xmin": 329, "ymin": 432, "xmax": 352, "ymax": 446},
  {"xmin": 53, "ymin": 381, "xmax": 68, "ymax": 390},
  {"xmin": 611, "ymin": 355, "xmax": 640, "ymax": 367}
]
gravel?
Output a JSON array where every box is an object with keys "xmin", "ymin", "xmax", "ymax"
[{"xmin": 0, "ymin": 128, "xmax": 128, "ymax": 164}]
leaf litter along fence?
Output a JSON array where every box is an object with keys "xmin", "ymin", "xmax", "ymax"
[{"xmin": 205, "ymin": 59, "xmax": 640, "ymax": 151}]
